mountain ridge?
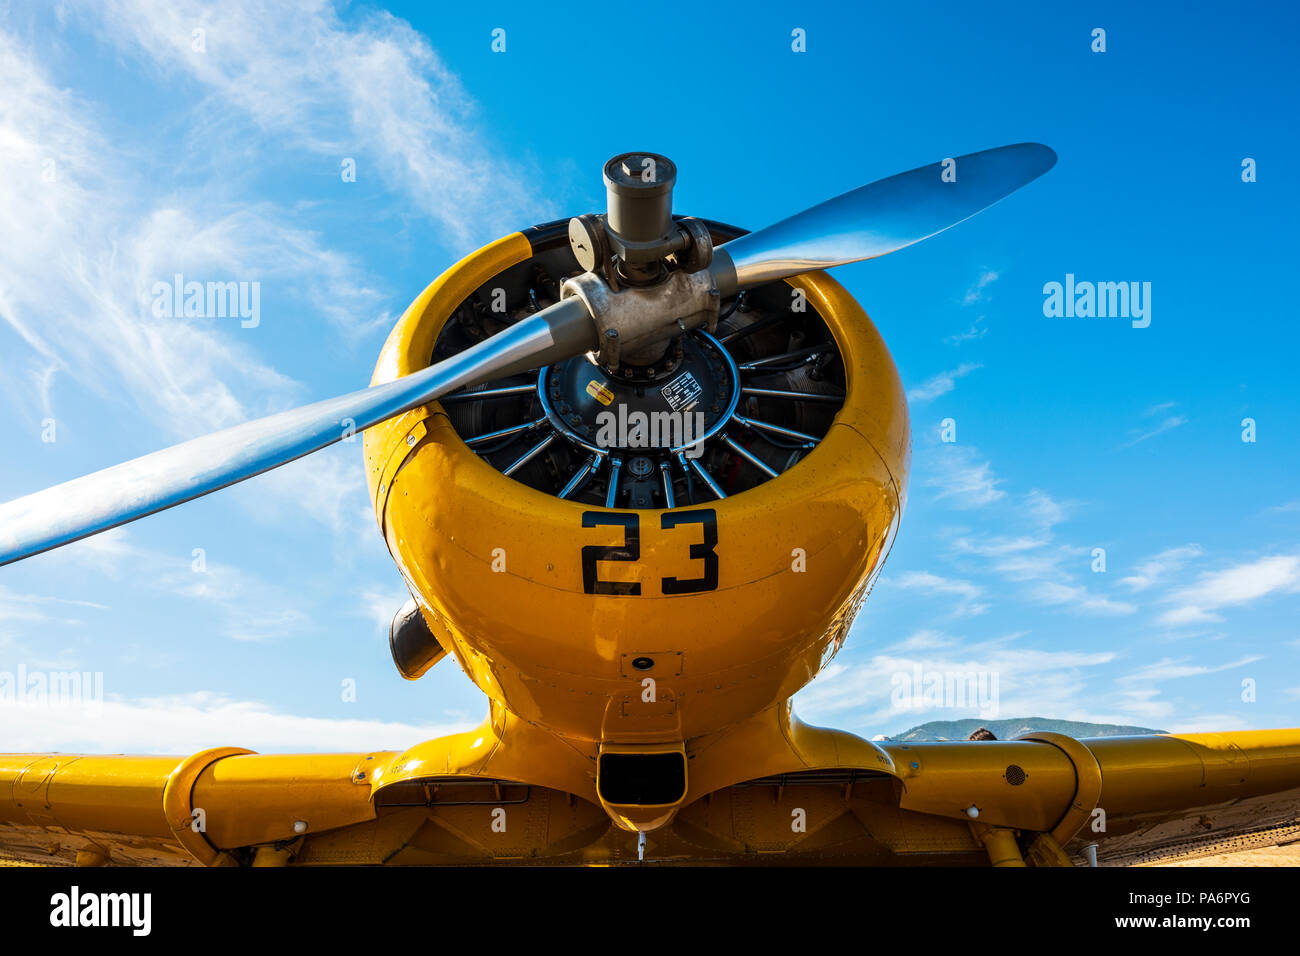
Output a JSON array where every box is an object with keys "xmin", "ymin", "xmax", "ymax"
[{"xmin": 886, "ymin": 717, "xmax": 1165, "ymax": 742}]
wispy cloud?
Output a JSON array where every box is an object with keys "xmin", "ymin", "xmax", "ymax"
[
  {"xmin": 887, "ymin": 629, "xmax": 959, "ymax": 651},
  {"xmin": 1123, "ymin": 415, "xmax": 1187, "ymax": 448},
  {"xmin": 0, "ymin": 7, "xmax": 535, "ymax": 546},
  {"xmin": 941, "ymin": 489, "xmax": 1132, "ymax": 617},
  {"xmin": 925, "ymin": 444, "xmax": 1005, "ymax": 508},
  {"xmin": 944, "ymin": 316, "xmax": 986, "ymax": 346},
  {"xmin": 795, "ymin": 644, "xmax": 1116, "ymax": 730},
  {"xmin": 1023, "ymin": 489, "xmax": 1068, "ymax": 530},
  {"xmin": 984, "ymin": 550, "xmax": 1066, "ymax": 581},
  {"xmin": 962, "ymin": 269, "xmax": 999, "ymax": 305},
  {"xmin": 1159, "ymin": 555, "xmax": 1300, "ymax": 626},
  {"xmin": 71, "ymin": 0, "xmax": 550, "ymax": 248},
  {"xmin": 0, "ymin": 585, "xmax": 109, "ymax": 626},
  {"xmin": 949, "ymin": 533, "xmax": 1048, "ymax": 558},
  {"xmin": 892, "ymin": 571, "xmax": 988, "ymax": 617},
  {"xmin": 1025, "ymin": 581, "xmax": 1136, "ymax": 616},
  {"xmin": 0, "ymin": 30, "xmax": 324, "ymax": 436},
  {"xmin": 1121, "ymin": 544, "xmax": 1203, "ymax": 592},
  {"xmin": 907, "ymin": 362, "xmax": 981, "ymax": 404},
  {"xmin": 1122, "ymin": 401, "xmax": 1187, "ymax": 448},
  {"xmin": 359, "ymin": 585, "xmax": 411, "ymax": 638},
  {"xmin": 17, "ymin": 527, "xmax": 320, "ymax": 645},
  {"xmin": 0, "ymin": 692, "xmax": 475, "ymax": 753},
  {"xmin": 1120, "ymin": 655, "xmax": 1262, "ymax": 683}
]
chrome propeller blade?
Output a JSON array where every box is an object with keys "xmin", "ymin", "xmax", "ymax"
[
  {"xmin": 711, "ymin": 143, "xmax": 1056, "ymax": 293},
  {"xmin": 0, "ymin": 144, "xmax": 1057, "ymax": 567},
  {"xmin": 0, "ymin": 298, "xmax": 595, "ymax": 567}
]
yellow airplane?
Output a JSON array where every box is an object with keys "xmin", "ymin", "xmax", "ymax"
[{"xmin": 2, "ymin": 146, "xmax": 1298, "ymax": 867}]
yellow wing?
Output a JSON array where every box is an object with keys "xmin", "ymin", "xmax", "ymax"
[
  {"xmin": 879, "ymin": 729, "xmax": 1300, "ymax": 866},
  {"xmin": 0, "ymin": 749, "xmax": 390, "ymax": 867},
  {"xmin": 3, "ymin": 728, "xmax": 1299, "ymax": 866}
]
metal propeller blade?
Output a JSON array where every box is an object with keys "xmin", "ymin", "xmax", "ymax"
[
  {"xmin": 0, "ymin": 298, "xmax": 595, "ymax": 567},
  {"xmin": 710, "ymin": 143, "xmax": 1056, "ymax": 294},
  {"xmin": 0, "ymin": 144, "xmax": 1055, "ymax": 568}
]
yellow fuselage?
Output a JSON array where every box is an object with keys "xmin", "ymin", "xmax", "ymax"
[{"xmin": 362, "ymin": 226, "xmax": 909, "ymax": 829}]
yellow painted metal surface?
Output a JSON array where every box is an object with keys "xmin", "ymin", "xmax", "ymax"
[
  {"xmin": 0, "ymin": 754, "xmax": 180, "ymax": 837},
  {"xmin": 882, "ymin": 739, "xmax": 1079, "ymax": 832},
  {"xmin": 971, "ymin": 824, "xmax": 1027, "ymax": 866},
  {"xmin": 363, "ymin": 230, "xmax": 910, "ymax": 784},
  {"xmin": 1015, "ymin": 730, "xmax": 1104, "ymax": 844},
  {"xmin": 2, "ymin": 730, "xmax": 1300, "ymax": 864},
  {"xmin": 189, "ymin": 752, "xmax": 392, "ymax": 850},
  {"xmin": 880, "ymin": 729, "xmax": 1300, "ymax": 859},
  {"xmin": 0, "ymin": 750, "xmax": 394, "ymax": 865},
  {"xmin": 1089, "ymin": 730, "xmax": 1300, "ymax": 812},
  {"xmin": 161, "ymin": 746, "xmax": 253, "ymax": 865},
  {"xmin": 372, "ymin": 699, "xmax": 898, "ymax": 832}
]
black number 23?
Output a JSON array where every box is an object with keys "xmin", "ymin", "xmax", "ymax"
[{"xmin": 581, "ymin": 510, "xmax": 718, "ymax": 596}]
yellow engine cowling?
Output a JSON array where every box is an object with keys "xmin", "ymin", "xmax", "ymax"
[{"xmin": 362, "ymin": 221, "xmax": 910, "ymax": 754}]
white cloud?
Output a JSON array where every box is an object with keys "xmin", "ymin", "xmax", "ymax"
[
  {"xmin": 237, "ymin": 441, "xmax": 377, "ymax": 543},
  {"xmin": 962, "ymin": 269, "xmax": 999, "ymax": 305},
  {"xmin": 942, "ymin": 492, "xmax": 1133, "ymax": 616},
  {"xmin": 0, "ymin": 586, "xmax": 108, "ymax": 624},
  {"xmin": 70, "ymin": 0, "xmax": 550, "ymax": 249},
  {"xmin": 17, "ymin": 526, "xmax": 140, "ymax": 579},
  {"xmin": 1027, "ymin": 581, "xmax": 1136, "ymax": 616},
  {"xmin": 944, "ymin": 316, "xmax": 986, "ymax": 346},
  {"xmin": 949, "ymin": 533, "xmax": 1048, "ymax": 558},
  {"xmin": 0, "ymin": 692, "xmax": 474, "ymax": 753},
  {"xmin": 1159, "ymin": 555, "xmax": 1300, "ymax": 626},
  {"xmin": 925, "ymin": 445, "xmax": 1004, "ymax": 508},
  {"xmin": 887, "ymin": 629, "xmax": 959, "ymax": 651},
  {"xmin": 892, "ymin": 571, "xmax": 988, "ymax": 617},
  {"xmin": 795, "ymin": 645, "xmax": 1116, "ymax": 729},
  {"xmin": 1123, "ymin": 414, "xmax": 1187, "ymax": 448},
  {"xmin": 359, "ymin": 585, "xmax": 411, "ymax": 639},
  {"xmin": 988, "ymin": 551, "xmax": 1066, "ymax": 581},
  {"xmin": 14, "ymin": 530, "xmax": 322, "ymax": 646},
  {"xmin": 1120, "ymin": 655, "xmax": 1262, "ymax": 683},
  {"xmin": 0, "ymin": 33, "xmax": 308, "ymax": 435},
  {"xmin": 1121, "ymin": 544, "xmax": 1203, "ymax": 592},
  {"xmin": 907, "ymin": 362, "xmax": 981, "ymax": 404},
  {"xmin": 1023, "ymin": 489, "xmax": 1068, "ymax": 530},
  {"xmin": 1123, "ymin": 402, "xmax": 1188, "ymax": 448},
  {"xmin": 0, "ymin": 11, "xmax": 530, "ymax": 545}
]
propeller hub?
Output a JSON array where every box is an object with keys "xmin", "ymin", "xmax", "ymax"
[
  {"xmin": 570, "ymin": 152, "xmax": 711, "ymax": 290},
  {"xmin": 603, "ymin": 152, "xmax": 677, "ymax": 250},
  {"xmin": 563, "ymin": 153, "xmax": 720, "ymax": 372}
]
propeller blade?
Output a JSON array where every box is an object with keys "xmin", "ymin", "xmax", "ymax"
[
  {"xmin": 0, "ymin": 298, "xmax": 595, "ymax": 567},
  {"xmin": 711, "ymin": 143, "xmax": 1057, "ymax": 294},
  {"xmin": 0, "ymin": 145, "xmax": 1056, "ymax": 567}
]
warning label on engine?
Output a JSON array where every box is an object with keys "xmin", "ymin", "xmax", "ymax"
[
  {"xmin": 660, "ymin": 371, "xmax": 702, "ymax": 412},
  {"xmin": 585, "ymin": 379, "xmax": 615, "ymax": 406}
]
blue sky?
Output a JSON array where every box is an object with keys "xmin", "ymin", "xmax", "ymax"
[{"xmin": 1, "ymin": 1, "xmax": 1297, "ymax": 752}]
